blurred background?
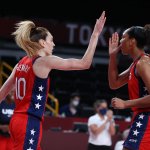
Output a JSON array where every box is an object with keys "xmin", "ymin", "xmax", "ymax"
[{"xmin": 0, "ymin": 1, "xmax": 149, "ymax": 149}]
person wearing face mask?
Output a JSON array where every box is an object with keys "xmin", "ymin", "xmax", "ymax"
[
  {"xmin": 87, "ymin": 99, "xmax": 116, "ymax": 150},
  {"xmin": 59, "ymin": 92, "xmax": 81, "ymax": 117}
]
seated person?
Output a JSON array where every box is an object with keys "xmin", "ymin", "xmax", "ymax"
[{"xmin": 59, "ymin": 92, "xmax": 81, "ymax": 117}]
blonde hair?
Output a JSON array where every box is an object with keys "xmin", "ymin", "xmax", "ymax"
[{"xmin": 12, "ymin": 20, "xmax": 49, "ymax": 57}]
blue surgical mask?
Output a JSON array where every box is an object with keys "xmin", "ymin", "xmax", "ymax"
[{"xmin": 99, "ymin": 108, "xmax": 107, "ymax": 115}]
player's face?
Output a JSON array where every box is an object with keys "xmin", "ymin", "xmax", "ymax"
[
  {"xmin": 44, "ymin": 32, "xmax": 55, "ymax": 55},
  {"xmin": 120, "ymin": 29, "xmax": 132, "ymax": 55}
]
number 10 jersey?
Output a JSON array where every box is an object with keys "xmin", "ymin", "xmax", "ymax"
[{"xmin": 14, "ymin": 56, "xmax": 50, "ymax": 120}]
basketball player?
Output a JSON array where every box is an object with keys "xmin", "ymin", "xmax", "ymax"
[
  {"xmin": 108, "ymin": 25, "xmax": 150, "ymax": 150},
  {"xmin": 0, "ymin": 11, "xmax": 106, "ymax": 150}
]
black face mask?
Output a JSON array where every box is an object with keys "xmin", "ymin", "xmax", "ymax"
[{"xmin": 99, "ymin": 108, "xmax": 107, "ymax": 115}]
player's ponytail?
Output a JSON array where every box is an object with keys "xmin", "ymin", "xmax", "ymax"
[
  {"xmin": 12, "ymin": 20, "xmax": 49, "ymax": 57},
  {"xmin": 144, "ymin": 24, "xmax": 150, "ymax": 48}
]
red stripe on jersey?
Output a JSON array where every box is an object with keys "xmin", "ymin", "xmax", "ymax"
[
  {"xmin": 128, "ymin": 54, "xmax": 150, "ymax": 113},
  {"xmin": 139, "ymin": 117, "xmax": 150, "ymax": 150}
]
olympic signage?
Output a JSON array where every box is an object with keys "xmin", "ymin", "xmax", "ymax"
[{"xmin": 0, "ymin": 18, "xmax": 124, "ymax": 48}]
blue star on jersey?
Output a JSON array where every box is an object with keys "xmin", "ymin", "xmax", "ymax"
[
  {"xmin": 27, "ymin": 76, "xmax": 48, "ymax": 119},
  {"xmin": 124, "ymin": 112, "xmax": 149, "ymax": 150}
]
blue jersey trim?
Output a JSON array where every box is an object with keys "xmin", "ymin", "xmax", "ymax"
[
  {"xmin": 27, "ymin": 76, "xmax": 48, "ymax": 119},
  {"xmin": 23, "ymin": 115, "xmax": 40, "ymax": 150}
]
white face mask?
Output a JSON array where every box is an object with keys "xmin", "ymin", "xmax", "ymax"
[{"xmin": 72, "ymin": 100, "xmax": 79, "ymax": 106}]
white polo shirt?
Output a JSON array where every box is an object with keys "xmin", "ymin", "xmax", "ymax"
[{"xmin": 88, "ymin": 114, "xmax": 112, "ymax": 146}]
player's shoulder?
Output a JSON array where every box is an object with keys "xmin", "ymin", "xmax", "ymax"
[
  {"xmin": 36, "ymin": 55, "xmax": 54, "ymax": 63},
  {"xmin": 20, "ymin": 56, "xmax": 29, "ymax": 61},
  {"xmin": 36, "ymin": 55, "xmax": 60, "ymax": 68},
  {"xmin": 137, "ymin": 54, "xmax": 150, "ymax": 67},
  {"xmin": 17, "ymin": 56, "xmax": 30, "ymax": 65},
  {"xmin": 141, "ymin": 54, "xmax": 150, "ymax": 62},
  {"xmin": 136, "ymin": 54, "xmax": 150, "ymax": 74}
]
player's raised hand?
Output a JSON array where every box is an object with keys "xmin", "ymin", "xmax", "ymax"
[
  {"xmin": 109, "ymin": 32, "xmax": 120, "ymax": 56},
  {"xmin": 93, "ymin": 11, "xmax": 106, "ymax": 36}
]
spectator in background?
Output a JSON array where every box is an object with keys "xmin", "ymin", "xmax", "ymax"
[
  {"xmin": 114, "ymin": 128, "xmax": 130, "ymax": 150},
  {"xmin": 0, "ymin": 90, "xmax": 15, "ymax": 150},
  {"xmin": 59, "ymin": 92, "xmax": 81, "ymax": 117},
  {"xmin": 88, "ymin": 99, "xmax": 115, "ymax": 150}
]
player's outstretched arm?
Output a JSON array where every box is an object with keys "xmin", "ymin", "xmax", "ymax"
[{"xmin": 44, "ymin": 11, "xmax": 106, "ymax": 70}]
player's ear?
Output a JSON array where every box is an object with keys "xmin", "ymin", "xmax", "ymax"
[
  {"xmin": 130, "ymin": 38, "xmax": 136, "ymax": 46},
  {"xmin": 39, "ymin": 39, "xmax": 46, "ymax": 47}
]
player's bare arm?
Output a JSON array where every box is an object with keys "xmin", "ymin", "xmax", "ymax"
[
  {"xmin": 108, "ymin": 33, "xmax": 129, "ymax": 89},
  {"xmin": 40, "ymin": 11, "xmax": 106, "ymax": 71}
]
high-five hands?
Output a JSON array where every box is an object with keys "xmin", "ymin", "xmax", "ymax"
[
  {"xmin": 109, "ymin": 32, "xmax": 120, "ymax": 56},
  {"xmin": 93, "ymin": 11, "xmax": 106, "ymax": 36}
]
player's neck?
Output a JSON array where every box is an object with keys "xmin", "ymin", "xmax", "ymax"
[
  {"xmin": 36, "ymin": 50, "xmax": 47, "ymax": 57},
  {"xmin": 130, "ymin": 49, "xmax": 144, "ymax": 61}
]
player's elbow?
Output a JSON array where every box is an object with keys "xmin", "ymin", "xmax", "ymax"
[
  {"xmin": 83, "ymin": 63, "xmax": 91, "ymax": 69},
  {"xmin": 109, "ymin": 85, "xmax": 118, "ymax": 90},
  {"xmin": 70, "ymin": 63, "xmax": 90, "ymax": 70},
  {"xmin": 80, "ymin": 59, "xmax": 91, "ymax": 69},
  {"xmin": 79, "ymin": 64, "xmax": 90, "ymax": 70},
  {"xmin": 109, "ymin": 82, "xmax": 119, "ymax": 90}
]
